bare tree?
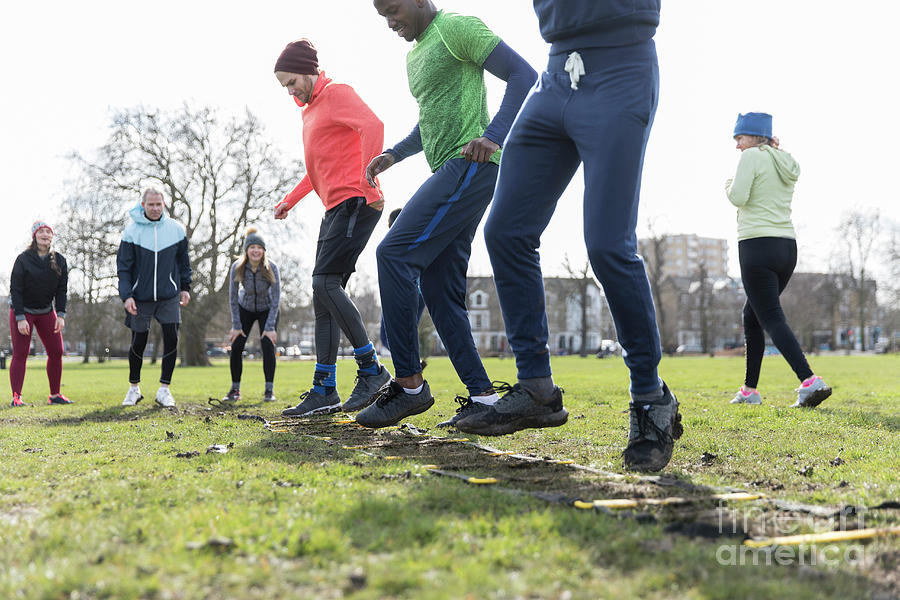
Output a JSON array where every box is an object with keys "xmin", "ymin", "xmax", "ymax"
[
  {"xmin": 562, "ymin": 254, "xmax": 593, "ymax": 356},
  {"xmin": 837, "ymin": 210, "xmax": 881, "ymax": 350},
  {"xmin": 57, "ymin": 177, "xmax": 127, "ymax": 362},
  {"xmin": 780, "ymin": 273, "xmax": 835, "ymax": 353},
  {"xmin": 878, "ymin": 220, "xmax": 900, "ymax": 351},
  {"xmin": 77, "ymin": 105, "xmax": 294, "ymax": 365},
  {"xmin": 346, "ymin": 272, "xmax": 383, "ymax": 346},
  {"xmin": 642, "ymin": 220, "xmax": 675, "ymax": 353},
  {"xmin": 694, "ymin": 262, "xmax": 714, "ymax": 355}
]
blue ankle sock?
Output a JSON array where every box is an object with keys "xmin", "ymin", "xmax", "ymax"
[
  {"xmin": 353, "ymin": 342, "xmax": 380, "ymax": 376},
  {"xmin": 313, "ymin": 363, "xmax": 337, "ymax": 395}
]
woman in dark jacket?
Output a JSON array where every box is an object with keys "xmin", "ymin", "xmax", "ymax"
[
  {"xmin": 9, "ymin": 221, "xmax": 71, "ymax": 406},
  {"xmin": 218, "ymin": 228, "xmax": 281, "ymax": 403}
]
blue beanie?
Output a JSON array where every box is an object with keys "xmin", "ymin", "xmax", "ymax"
[{"xmin": 733, "ymin": 112, "xmax": 772, "ymax": 139}]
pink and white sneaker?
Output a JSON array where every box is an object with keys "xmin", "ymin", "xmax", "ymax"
[
  {"xmin": 730, "ymin": 388, "xmax": 761, "ymax": 405},
  {"xmin": 790, "ymin": 376, "xmax": 832, "ymax": 408}
]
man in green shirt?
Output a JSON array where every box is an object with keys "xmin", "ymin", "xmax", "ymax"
[{"xmin": 357, "ymin": 0, "xmax": 536, "ymax": 428}]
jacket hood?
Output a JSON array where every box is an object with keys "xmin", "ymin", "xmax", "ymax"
[
  {"xmin": 760, "ymin": 145, "xmax": 800, "ymax": 184},
  {"xmin": 129, "ymin": 201, "xmax": 167, "ymax": 224}
]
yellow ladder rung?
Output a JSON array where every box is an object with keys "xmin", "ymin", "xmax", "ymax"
[
  {"xmin": 745, "ymin": 527, "xmax": 900, "ymax": 548},
  {"xmin": 467, "ymin": 477, "xmax": 498, "ymax": 485}
]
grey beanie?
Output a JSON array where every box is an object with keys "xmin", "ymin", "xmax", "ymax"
[{"xmin": 243, "ymin": 227, "xmax": 266, "ymax": 251}]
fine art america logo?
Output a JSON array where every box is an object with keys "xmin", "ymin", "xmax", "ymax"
[{"xmin": 715, "ymin": 502, "xmax": 870, "ymax": 567}]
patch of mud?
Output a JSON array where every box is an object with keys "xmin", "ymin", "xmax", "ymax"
[{"xmin": 267, "ymin": 417, "xmax": 723, "ymax": 507}]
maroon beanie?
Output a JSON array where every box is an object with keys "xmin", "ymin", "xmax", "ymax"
[{"xmin": 274, "ymin": 39, "xmax": 319, "ymax": 75}]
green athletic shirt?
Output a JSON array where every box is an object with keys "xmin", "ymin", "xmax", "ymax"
[{"xmin": 407, "ymin": 10, "xmax": 501, "ymax": 172}]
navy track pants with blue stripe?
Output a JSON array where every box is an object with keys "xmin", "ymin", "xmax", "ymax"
[{"xmin": 376, "ymin": 157, "xmax": 495, "ymax": 396}]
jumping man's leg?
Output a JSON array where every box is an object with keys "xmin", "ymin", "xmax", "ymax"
[
  {"xmin": 357, "ymin": 160, "xmax": 498, "ymax": 428},
  {"xmin": 564, "ymin": 43, "xmax": 680, "ymax": 470},
  {"xmin": 456, "ymin": 73, "xmax": 579, "ymax": 436}
]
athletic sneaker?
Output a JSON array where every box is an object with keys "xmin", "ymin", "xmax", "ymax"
[
  {"xmin": 48, "ymin": 394, "xmax": 73, "ymax": 405},
  {"xmin": 282, "ymin": 389, "xmax": 342, "ymax": 417},
  {"xmin": 730, "ymin": 389, "xmax": 762, "ymax": 405},
  {"xmin": 122, "ymin": 386, "xmax": 143, "ymax": 406},
  {"xmin": 342, "ymin": 366, "xmax": 392, "ymax": 412},
  {"xmin": 456, "ymin": 384, "xmax": 567, "ymax": 436},
  {"xmin": 11, "ymin": 392, "xmax": 24, "ymax": 407},
  {"xmin": 437, "ymin": 395, "xmax": 493, "ymax": 429},
  {"xmin": 221, "ymin": 388, "xmax": 241, "ymax": 403},
  {"xmin": 263, "ymin": 390, "xmax": 276, "ymax": 402},
  {"xmin": 355, "ymin": 381, "xmax": 434, "ymax": 428},
  {"xmin": 622, "ymin": 383, "xmax": 683, "ymax": 472},
  {"xmin": 155, "ymin": 388, "xmax": 176, "ymax": 408},
  {"xmin": 790, "ymin": 376, "xmax": 832, "ymax": 408}
]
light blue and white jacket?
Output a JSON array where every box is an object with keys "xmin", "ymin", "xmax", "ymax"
[{"xmin": 117, "ymin": 203, "xmax": 192, "ymax": 303}]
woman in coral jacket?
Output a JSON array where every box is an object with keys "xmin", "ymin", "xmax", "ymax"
[{"xmin": 8, "ymin": 221, "xmax": 71, "ymax": 406}]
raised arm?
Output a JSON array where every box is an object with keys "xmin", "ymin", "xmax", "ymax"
[
  {"xmin": 726, "ymin": 151, "xmax": 758, "ymax": 208},
  {"xmin": 275, "ymin": 175, "xmax": 314, "ymax": 219},
  {"xmin": 460, "ymin": 41, "xmax": 537, "ymax": 162},
  {"xmin": 482, "ymin": 41, "xmax": 537, "ymax": 146},
  {"xmin": 264, "ymin": 263, "xmax": 281, "ymax": 332},
  {"xmin": 55, "ymin": 254, "xmax": 68, "ymax": 318},
  {"xmin": 366, "ymin": 123, "xmax": 423, "ymax": 188}
]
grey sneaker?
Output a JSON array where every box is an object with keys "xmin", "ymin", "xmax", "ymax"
[
  {"xmin": 355, "ymin": 381, "xmax": 434, "ymax": 429},
  {"xmin": 790, "ymin": 376, "xmax": 832, "ymax": 408},
  {"xmin": 342, "ymin": 366, "xmax": 392, "ymax": 413},
  {"xmin": 730, "ymin": 389, "xmax": 761, "ymax": 405},
  {"xmin": 263, "ymin": 390, "xmax": 276, "ymax": 402},
  {"xmin": 436, "ymin": 395, "xmax": 493, "ymax": 429},
  {"xmin": 455, "ymin": 383, "xmax": 567, "ymax": 436},
  {"xmin": 282, "ymin": 389, "xmax": 342, "ymax": 417},
  {"xmin": 622, "ymin": 383, "xmax": 683, "ymax": 472}
]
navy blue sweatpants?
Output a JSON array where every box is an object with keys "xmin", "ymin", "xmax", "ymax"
[
  {"xmin": 486, "ymin": 41, "xmax": 662, "ymax": 394},
  {"xmin": 377, "ymin": 158, "xmax": 496, "ymax": 396}
]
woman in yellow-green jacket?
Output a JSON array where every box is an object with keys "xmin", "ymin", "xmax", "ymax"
[{"xmin": 726, "ymin": 112, "xmax": 831, "ymax": 409}]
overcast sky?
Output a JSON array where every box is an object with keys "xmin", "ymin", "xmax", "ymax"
[{"xmin": 2, "ymin": 1, "xmax": 898, "ymax": 287}]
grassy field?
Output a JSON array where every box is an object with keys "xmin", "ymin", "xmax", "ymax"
[{"xmin": 1, "ymin": 354, "xmax": 898, "ymax": 599}]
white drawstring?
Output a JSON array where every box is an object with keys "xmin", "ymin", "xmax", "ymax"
[{"xmin": 564, "ymin": 51, "xmax": 585, "ymax": 90}]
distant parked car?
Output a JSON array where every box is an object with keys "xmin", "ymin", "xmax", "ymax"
[
  {"xmin": 596, "ymin": 339, "xmax": 621, "ymax": 358},
  {"xmin": 676, "ymin": 344, "xmax": 702, "ymax": 354}
]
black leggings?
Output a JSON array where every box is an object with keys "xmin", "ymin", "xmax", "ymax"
[
  {"xmin": 312, "ymin": 273, "xmax": 369, "ymax": 364},
  {"xmin": 230, "ymin": 306, "xmax": 276, "ymax": 383},
  {"xmin": 130, "ymin": 323, "xmax": 178, "ymax": 385},
  {"xmin": 739, "ymin": 237, "xmax": 813, "ymax": 388}
]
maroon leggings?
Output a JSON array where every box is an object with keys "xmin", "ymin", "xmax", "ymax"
[{"xmin": 9, "ymin": 309, "xmax": 64, "ymax": 396}]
